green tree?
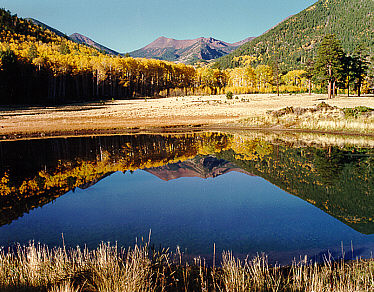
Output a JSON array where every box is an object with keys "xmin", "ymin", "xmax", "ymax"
[
  {"xmin": 342, "ymin": 55, "xmax": 355, "ymax": 97},
  {"xmin": 27, "ymin": 43, "xmax": 38, "ymax": 61},
  {"xmin": 367, "ymin": 55, "xmax": 374, "ymax": 93},
  {"xmin": 271, "ymin": 53, "xmax": 280, "ymax": 96},
  {"xmin": 0, "ymin": 48, "xmax": 18, "ymax": 101},
  {"xmin": 351, "ymin": 45, "xmax": 369, "ymax": 97},
  {"xmin": 304, "ymin": 58, "xmax": 314, "ymax": 95},
  {"xmin": 58, "ymin": 42, "xmax": 70, "ymax": 55},
  {"xmin": 314, "ymin": 34, "xmax": 345, "ymax": 99},
  {"xmin": 0, "ymin": 48, "xmax": 17, "ymax": 68}
]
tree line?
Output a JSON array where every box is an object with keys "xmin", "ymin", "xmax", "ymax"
[{"xmin": 0, "ymin": 8, "xmax": 372, "ymax": 105}]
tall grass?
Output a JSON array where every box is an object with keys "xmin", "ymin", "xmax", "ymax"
[
  {"xmin": 0, "ymin": 242, "xmax": 373, "ymax": 291},
  {"xmin": 0, "ymin": 242, "xmax": 153, "ymax": 292}
]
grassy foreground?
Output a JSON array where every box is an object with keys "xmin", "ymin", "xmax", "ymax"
[
  {"xmin": 0, "ymin": 242, "xmax": 373, "ymax": 291},
  {"xmin": 243, "ymin": 103, "xmax": 374, "ymax": 134}
]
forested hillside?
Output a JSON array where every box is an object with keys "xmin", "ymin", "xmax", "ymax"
[
  {"xmin": 0, "ymin": 10, "xmax": 57, "ymax": 43},
  {"xmin": 0, "ymin": 9, "xmax": 197, "ymax": 104},
  {"xmin": 217, "ymin": 0, "xmax": 374, "ymax": 70},
  {"xmin": 0, "ymin": 8, "xmax": 315, "ymax": 105},
  {"xmin": 0, "ymin": 5, "xmax": 372, "ymax": 105}
]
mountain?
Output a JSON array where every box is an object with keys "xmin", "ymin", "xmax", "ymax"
[
  {"xmin": 26, "ymin": 18, "xmax": 67, "ymax": 39},
  {"xmin": 27, "ymin": 18, "xmax": 119, "ymax": 55},
  {"xmin": 69, "ymin": 33, "xmax": 120, "ymax": 55},
  {"xmin": 217, "ymin": 0, "xmax": 374, "ymax": 70},
  {"xmin": 231, "ymin": 37, "xmax": 257, "ymax": 47},
  {"xmin": 145, "ymin": 156, "xmax": 253, "ymax": 181},
  {"xmin": 129, "ymin": 36, "xmax": 255, "ymax": 64}
]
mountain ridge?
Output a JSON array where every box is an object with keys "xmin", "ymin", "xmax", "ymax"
[
  {"xmin": 144, "ymin": 156, "xmax": 254, "ymax": 181},
  {"xmin": 130, "ymin": 36, "xmax": 255, "ymax": 63},
  {"xmin": 69, "ymin": 32, "xmax": 120, "ymax": 55},
  {"xmin": 26, "ymin": 18, "xmax": 67, "ymax": 39},
  {"xmin": 27, "ymin": 18, "xmax": 120, "ymax": 55},
  {"xmin": 26, "ymin": 17, "xmax": 254, "ymax": 62}
]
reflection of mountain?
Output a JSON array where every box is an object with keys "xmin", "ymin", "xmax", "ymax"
[
  {"xmin": 0, "ymin": 133, "xmax": 229, "ymax": 226},
  {"xmin": 0, "ymin": 133, "xmax": 373, "ymax": 235},
  {"xmin": 145, "ymin": 156, "xmax": 253, "ymax": 181}
]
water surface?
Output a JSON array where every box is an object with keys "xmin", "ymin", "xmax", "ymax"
[{"xmin": 0, "ymin": 133, "xmax": 373, "ymax": 264}]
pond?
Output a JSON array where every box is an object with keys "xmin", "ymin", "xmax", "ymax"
[{"xmin": 0, "ymin": 132, "xmax": 373, "ymax": 265}]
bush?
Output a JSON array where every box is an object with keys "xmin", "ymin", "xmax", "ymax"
[
  {"xmin": 226, "ymin": 91, "xmax": 233, "ymax": 99},
  {"xmin": 344, "ymin": 106, "xmax": 374, "ymax": 118}
]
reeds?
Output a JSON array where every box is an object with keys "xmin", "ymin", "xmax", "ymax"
[
  {"xmin": 0, "ymin": 242, "xmax": 373, "ymax": 291},
  {"xmin": 0, "ymin": 242, "xmax": 153, "ymax": 292}
]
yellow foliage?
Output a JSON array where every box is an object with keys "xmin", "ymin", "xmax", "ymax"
[{"xmin": 1, "ymin": 27, "xmax": 315, "ymax": 98}]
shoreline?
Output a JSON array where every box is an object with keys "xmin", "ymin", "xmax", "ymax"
[
  {"xmin": 0, "ymin": 93, "xmax": 373, "ymax": 141},
  {"xmin": 2, "ymin": 124, "xmax": 374, "ymax": 142}
]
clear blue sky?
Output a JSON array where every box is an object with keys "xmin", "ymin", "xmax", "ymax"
[{"xmin": 1, "ymin": 0, "xmax": 316, "ymax": 53}]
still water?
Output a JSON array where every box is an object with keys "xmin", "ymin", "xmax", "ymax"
[{"xmin": 0, "ymin": 133, "xmax": 373, "ymax": 264}]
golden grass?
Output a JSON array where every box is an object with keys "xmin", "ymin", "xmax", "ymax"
[
  {"xmin": 299, "ymin": 118, "xmax": 374, "ymax": 133},
  {"xmin": 243, "ymin": 105, "xmax": 374, "ymax": 134},
  {"xmin": 0, "ymin": 242, "xmax": 373, "ymax": 291},
  {"xmin": 0, "ymin": 242, "xmax": 153, "ymax": 292}
]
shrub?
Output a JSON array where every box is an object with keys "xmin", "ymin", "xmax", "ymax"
[
  {"xmin": 344, "ymin": 106, "xmax": 374, "ymax": 118},
  {"xmin": 226, "ymin": 91, "xmax": 233, "ymax": 99}
]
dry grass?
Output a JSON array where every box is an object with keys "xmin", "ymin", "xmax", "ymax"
[
  {"xmin": 0, "ymin": 242, "xmax": 373, "ymax": 291},
  {"xmin": 0, "ymin": 94, "xmax": 373, "ymax": 139},
  {"xmin": 243, "ymin": 103, "xmax": 374, "ymax": 134},
  {"xmin": 0, "ymin": 242, "xmax": 153, "ymax": 292}
]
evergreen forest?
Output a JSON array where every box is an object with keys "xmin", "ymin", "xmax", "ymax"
[{"xmin": 216, "ymin": 0, "xmax": 373, "ymax": 70}]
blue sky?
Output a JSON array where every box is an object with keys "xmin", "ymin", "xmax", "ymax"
[{"xmin": 1, "ymin": 0, "xmax": 316, "ymax": 53}]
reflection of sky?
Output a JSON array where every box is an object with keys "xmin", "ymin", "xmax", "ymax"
[{"xmin": 0, "ymin": 170, "xmax": 373, "ymax": 265}]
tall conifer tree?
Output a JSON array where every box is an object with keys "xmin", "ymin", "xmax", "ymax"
[
  {"xmin": 314, "ymin": 34, "xmax": 345, "ymax": 99},
  {"xmin": 352, "ymin": 45, "xmax": 369, "ymax": 97}
]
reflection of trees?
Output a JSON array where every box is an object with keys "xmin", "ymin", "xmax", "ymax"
[
  {"xmin": 0, "ymin": 133, "xmax": 233, "ymax": 225},
  {"xmin": 0, "ymin": 133, "xmax": 231, "ymax": 197},
  {"xmin": 231, "ymin": 137, "xmax": 273, "ymax": 161},
  {"xmin": 312, "ymin": 147, "xmax": 360, "ymax": 185},
  {"xmin": 217, "ymin": 145, "xmax": 374, "ymax": 234},
  {"xmin": 0, "ymin": 133, "xmax": 373, "ymax": 234}
]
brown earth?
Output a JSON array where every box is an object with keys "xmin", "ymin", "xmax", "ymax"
[{"xmin": 0, "ymin": 93, "xmax": 373, "ymax": 140}]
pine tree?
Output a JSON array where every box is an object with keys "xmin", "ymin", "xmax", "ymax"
[
  {"xmin": 314, "ymin": 34, "xmax": 345, "ymax": 99},
  {"xmin": 271, "ymin": 54, "xmax": 280, "ymax": 96},
  {"xmin": 304, "ymin": 58, "xmax": 314, "ymax": 95},
  {"xmin": 342, "ymin": 55, "xmax": 355, "ymax": 97},
  {"xmin": 367, "ymin": 55, "xmax": 374, "ymax": 93},
  {"xmin": 351, "ymin": 45, "xmax": 369, "ymax": 97}
]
